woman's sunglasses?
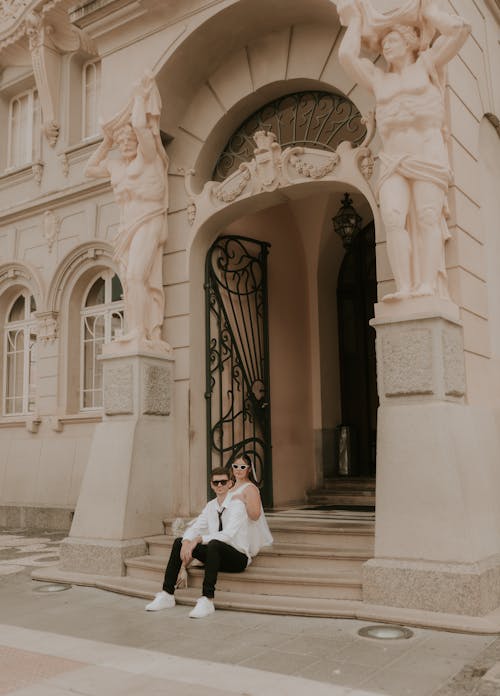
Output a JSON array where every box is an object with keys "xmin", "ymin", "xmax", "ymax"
[
  {"xmin": 232, "ymin": 463, "xmax": 249, "ymax": 470},
  {"xmin": 211, "ymin": 479, "xmax": 229, "ymax": 486}
]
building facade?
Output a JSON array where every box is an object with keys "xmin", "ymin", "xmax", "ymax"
[{"xmin": 1, "ymin": 0, "xmax": 500, "ymax": 627}]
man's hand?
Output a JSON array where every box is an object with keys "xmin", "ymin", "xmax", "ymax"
[{"xmin": 180, "ymin": 538, "xmax": 200, "ymax": 565}]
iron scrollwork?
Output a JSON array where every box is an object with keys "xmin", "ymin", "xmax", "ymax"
[
  {"xmin": 213, "ymin": 91, "xmax": 367, "ymax": 181},
  {"xmin": 205, "ymin": 235, "xmax": 272, "ymax": 506}
]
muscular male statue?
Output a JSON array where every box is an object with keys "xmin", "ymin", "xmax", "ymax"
[
  {"xmin": 336, "ymin": 0, "xmax": 470, "ymax": 301},
  {"xmin": 85, "ymin": 72, "xmax": 170, "ymax": 351}
]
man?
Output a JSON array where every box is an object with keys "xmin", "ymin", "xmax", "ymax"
[{"xmin": 145, "ymin": 467, "xmax": 250, "ymax": 618}]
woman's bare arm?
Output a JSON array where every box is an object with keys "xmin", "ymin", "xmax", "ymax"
[{"xmin": 232, "ymin": 484, "xmax": 262, "ymax": 521}]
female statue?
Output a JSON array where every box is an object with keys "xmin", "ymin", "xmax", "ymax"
[{"xmin": 336, "ymin": 0, "xmax": 470, "ymax": 300}]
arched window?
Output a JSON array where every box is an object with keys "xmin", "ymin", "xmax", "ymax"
[
  {"xmin": 8, "ymin": 89, "xmax": 41, "ymax": 169},
  {"xmin": 82, "ymin": 61, "xmax": 101, "ymax": 140},
  {"xmin": 81, "ymin": 272, "xmax": 124, "ymax": 409},
  {"xmin": 3, "ymin": 292, "xmax": 37, "ymax": 415}
]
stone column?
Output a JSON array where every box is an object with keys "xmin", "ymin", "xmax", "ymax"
[
  {"xmin": 59, "ymin": 347, "xmax": 174, "ymax": 576},
  {"xmin": 364, "ymin": 298, "xmax": 500, "ymax": 616}
]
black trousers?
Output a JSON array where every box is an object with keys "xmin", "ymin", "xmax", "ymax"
[{"xmin": 162, "ymin": 537, "xmax": 248, "ymax": 598}]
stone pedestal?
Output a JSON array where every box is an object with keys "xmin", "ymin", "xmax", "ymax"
[
  {"xmin": 365, "ymin": 302, "xmax": 500, "ymax": 616},
  {"xmin": 60, "ymin": 348, "xmax": 174, "ymax": 576}
]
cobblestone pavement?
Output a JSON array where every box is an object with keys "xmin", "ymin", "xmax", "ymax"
[{"xmin": 1, "ymin": 529, "xmax": 500, "ymax": 695}]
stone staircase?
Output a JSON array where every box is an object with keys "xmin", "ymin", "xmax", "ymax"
[
  {"xmin": 306, "ymin": 477, "xmax": 376, "ymax": 508},
  {"xmin": 97, "ymin": 509, "xmax": 375, "ymax": 616}
]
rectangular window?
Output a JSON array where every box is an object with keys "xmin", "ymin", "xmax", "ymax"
[
  {"xmin": 82, "ymin": 61, "xmax": 101, "ymax": 140},
  {"xmin": 7, "ymin": 89, "xmax": 41, "ymax": 169}
]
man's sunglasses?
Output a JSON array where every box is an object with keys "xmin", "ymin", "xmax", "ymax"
[
  {"xmin": 211, "ymin": 479, "xmax": 229, "ymax": 486},
  {"xmin": 232, "ymin": 463, "xmax": 249, "ymax": 470}
]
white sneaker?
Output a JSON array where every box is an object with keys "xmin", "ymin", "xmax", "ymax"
[
  {"xmin": 188, "ymin": 596, "xmax": 215, "ymax": 618},
  {"xmin": 145, "ymin": 591, "xmax": 175, "ymax": 611}
]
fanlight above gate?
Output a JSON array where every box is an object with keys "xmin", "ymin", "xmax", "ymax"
[{"xmin": 213, "ymin": 91, "xmax": 368, "ymax": 181}]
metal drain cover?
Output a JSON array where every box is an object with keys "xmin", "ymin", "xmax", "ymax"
[
  {"xmin": 358, "ymin": 624, "xmax": 413, "ymax": 640},
  {"xmin": 34, "ymin": 583, "xmax": 72, "ymax": 593}
]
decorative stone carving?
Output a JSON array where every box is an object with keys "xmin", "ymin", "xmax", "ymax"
[
  {"xmin": 142, "ymin": 364, "xmax": 171, "ymax": 415},
  {"xmin": 25, "ymin": 415, "xmax": 41, "ymax": 434},
  {"xmin": 443, "ymin": 325, "xmax": 466, "ymax": 397},
  {"xmin": 290, "ymin": 150, "xmax": 340, "ymax": 179},
  {"xmin": 23, "ymin": 9, "xmax": 96, "ymax": 147},
  {"xmin": 42, "ymin": 210, "xmax": 59, "ymax": 253},
  {"xmin": 59, "ymin": 153, "xmax": 69, "ymax": 177},
  {"xmin": 336, "ymin": 0, "xmax": 471, "ymax": 302},
  {"xmin": 104, "ymin": 363, "xmax": 134, "ymax": 415},
  {"xmin": 32, "ymin": 161, "xmax": 43, "ymax": 184},
  {"xmin": 85, "ymin": 72, "xmax": 171, "ymax": 356},
  {"xmin": 48, "ymin": 416, "xmax": 63, "ymax": 433},
  {"xmin": 36, "ymin": 311, "xmax": 58, "ymax": 342},
  {"xmin": 382, "ymin": 328, "xmax": 434, "ymax": 397},
  {"xmin": 199, "ymin": 130, "xmax": 347, "ymax": 207},
  {"xmin": 186, "ymin": 199, "xmax": 196, "ymax": 225}
]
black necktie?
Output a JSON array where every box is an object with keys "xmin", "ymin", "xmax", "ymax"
[{"xmin": 217, "ymin": 508, "xmax": 224, "ymax": 531}]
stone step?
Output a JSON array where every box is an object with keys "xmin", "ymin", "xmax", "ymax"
[
  {"xmin": 125, "ymin": 555, "xmax": 362, "ymax": 600},
  {"xmin": 266, "ymin": 519, "xmax": 374, "ymax": 549},
  {"xmin": 305, "ymin": 494, "xmax": 376, "ymax": 507},
  {"xmin": 144, "ymin": 535, "xmax": 371, "ymax": 573},
  {"xmin": 320, "ymin": 478, "xmax": 376, "ymax": 491},
  {"xmin": 91, "ymin": 575, "xmax": 364, "ymax": 618}
]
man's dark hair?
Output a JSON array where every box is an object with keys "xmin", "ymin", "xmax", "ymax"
[{"xmin": 210, "ymin": 466, "xmax": 229, "ymax": 480}]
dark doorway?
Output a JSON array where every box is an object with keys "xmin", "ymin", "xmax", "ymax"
[{"xmin": 336, "ymin": 222, "xmax": 378, "ymax": 477}]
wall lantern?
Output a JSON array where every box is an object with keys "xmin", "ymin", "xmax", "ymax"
[{"xmin": 333, "ymin": 193, "xmax": 362, "ymax": 249}]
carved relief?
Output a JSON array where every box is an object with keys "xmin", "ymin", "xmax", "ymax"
[
  {"xmin": 84, "ymin": 72, "xmax": 171, "ymax": 356},
  {"xmin": 104, "ymin": 363, "xmax": 134, "ymax": 415},
  {"xmin": 23, "ymin": 9, "xmax": 96, "ymax": 147},
  {"xmin": 42, "ymin": 209, "xmax": 59, "ymax": 252},
  {"xmin": 142, "ymin": 364, "xmax": 171, "ymax": 416},
  {"xmin": 36, "ymin": 311, "xmax": 58, "ymax": 342},
  {"xmin": 59, "ymin": 153, "xmax": 69, "ymax": 177},
  {"xmin": 290, "ymin": 150, "xmax": 340, "ymax": 179},
  {"xmin": 443, "ymin": 326, "xmax": 466, "ymax": 397},
  {"xmin": 32, "ymin": 161, "xmax": 43, "ymax": 184},
  {"xmin": 207, "ymin": 131, "xmax": 347, "ymax": 207},
  {"xmin": 382, "ymin": 329, "xmax": 434, "ymax": 397},
  {"xmin": 336, "ymin": 0, "xmax": 471, "ymax": 302}
]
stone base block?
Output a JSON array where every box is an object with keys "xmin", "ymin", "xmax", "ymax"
[
  {"xmin": 59, "ymin": 537, "xmax": 146, "ymax": 576},
  {"xmin": 363, "ymin": 556, "xmax": 500, "ymax": 616},
  {"xmin": 0, "ymin": 506, "xmax": 73, "ymax": 531}
]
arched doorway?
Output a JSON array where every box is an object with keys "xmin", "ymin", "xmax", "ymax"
[{"xmin": 189, "ymin": 89, "xmax": 380, "ymax": 510}]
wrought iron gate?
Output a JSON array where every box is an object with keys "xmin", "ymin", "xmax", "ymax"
[{"xmin": 205, "ymin": 235, "xmax": 273, "ymax": 508}]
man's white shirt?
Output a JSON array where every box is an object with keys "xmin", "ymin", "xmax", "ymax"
[{"xmin": 182, "ymin": 497, "xmax": 251, "ymax": 560}]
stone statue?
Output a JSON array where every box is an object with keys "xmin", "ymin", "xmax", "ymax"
[
  {"xmin": 85, "ymin": 72, "xmax": 170, "ymax": 352},
  {"xmin": 336, "ymin": 0, "xmax": 470, "ymax": 301}
]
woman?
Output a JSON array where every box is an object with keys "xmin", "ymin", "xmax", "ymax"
[
  {"xmin": 337, "ymin": 0, "xmax": 470, "ymax": 300},
  {"xmin": 228, "ymin": 454, "xmax": 273, "ymax": 555}
]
